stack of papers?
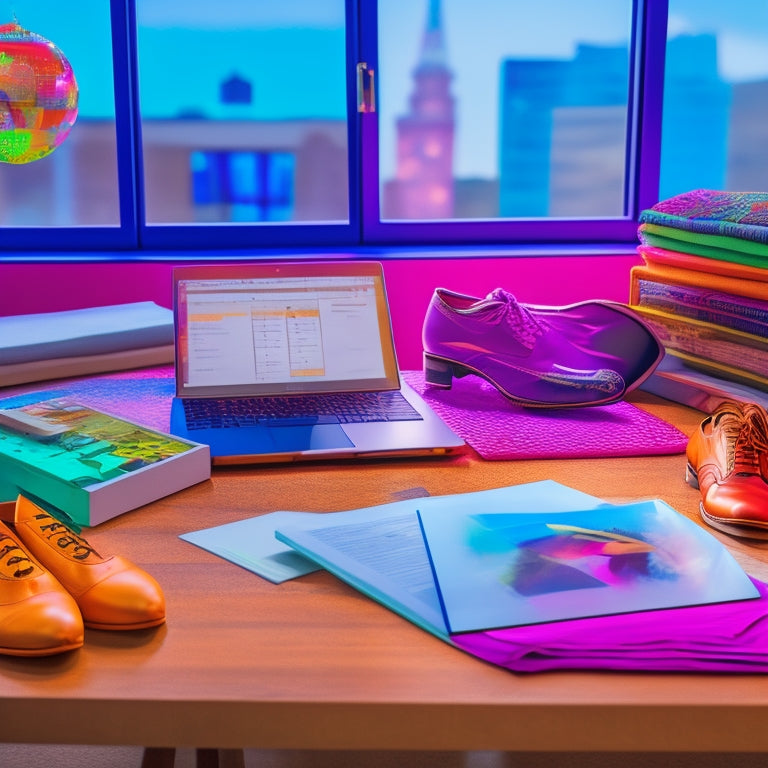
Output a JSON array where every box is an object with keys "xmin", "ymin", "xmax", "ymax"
[{"xmin": 182, "ymin": 480, "xmax": 768, "ymax": 673}]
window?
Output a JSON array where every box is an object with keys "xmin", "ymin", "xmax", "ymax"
[
  {"xmin": 0, "ymin": 0, "xmax": 766, "ymax": 254},
  {"xmin": 190, "ymin": 150, "xmax": 295, "ymax": 222},
  {"xmin": 378, "ymin": 0, "xmax": 634, "ymax": 220},
  {"xmin": 134, "ymin": 0, "xmax": 353, "ymax": 248},
  {"xmin": 659, "ymin": 0, "xmax": 768, "ymax": 199},
  {"xmin": 0, "ymin": 0, "xmax": 127, "ymax": 247}
]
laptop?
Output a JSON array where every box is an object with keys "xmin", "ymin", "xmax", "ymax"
[{"xmin": 169, "ymin": 261, "xmax": 464, "ymax": 464}]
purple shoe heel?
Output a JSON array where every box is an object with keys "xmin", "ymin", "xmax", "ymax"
[{"xmin": 423, "ymin": 353, "xmax": 471, "ymax": 389}]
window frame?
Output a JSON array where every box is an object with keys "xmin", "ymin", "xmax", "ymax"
[
  {"xmin": 359, "ymin": 0, "xmax": 668, "ymax": 245},
  {"xmin": 0, "ymin": 0, "xmax": 139, "ymax": 250},
  {"xmin": 1, "ymin": 0, "xmax": 669, "ymax": 254},
  {"xmin": 131, "ymin": 0, "xmax": 363, "ymax": 251}
]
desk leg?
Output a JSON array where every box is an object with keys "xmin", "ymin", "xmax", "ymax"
[
  {"xmin": 140, "ymin": 747, "xmax": 245, "ymax": 767},
  {"xmin": 141, "ymin": 747, "xmax": 176, "ymax": 768},
  {"xmin": 196, "ymin": 748, "xmax": 246, "ymax": 768}
]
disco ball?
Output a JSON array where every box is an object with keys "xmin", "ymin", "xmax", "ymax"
[{"xmin": 0, "ymin": 21, "xmax": 79, "ymax": 164}]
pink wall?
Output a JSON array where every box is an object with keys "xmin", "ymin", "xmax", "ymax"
[{"xmin": 0, "ymin": 254, "xmax": 641, "ymax": 371}]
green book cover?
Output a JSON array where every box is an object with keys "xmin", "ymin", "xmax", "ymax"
[{"xmin": 0, "ymin": 394, "xmax": 210, "ymax": 526}]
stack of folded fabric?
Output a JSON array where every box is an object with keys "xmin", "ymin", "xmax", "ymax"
[{"xmin": 632, "ymin": 189, "xmax": 768, "ymax": 410}]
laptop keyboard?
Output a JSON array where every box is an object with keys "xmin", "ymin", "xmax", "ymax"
[{"xmin": 182, "ymin": 391, "xmax": 423, "ymax": 430}]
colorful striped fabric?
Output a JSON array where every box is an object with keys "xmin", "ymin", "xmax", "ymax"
[
  {"xmin": 640, "ymin": 189, "xmax": 768, "ymax": 245},
  {"xmin": 639, "ymin": 223, "xmax": 768, "ymax": 267}
]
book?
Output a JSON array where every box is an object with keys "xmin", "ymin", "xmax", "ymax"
[
  {"xmin": 0, "ymin": 393, "xmax": 210, "ymax": 527},
  {"xmin": 630, "ymin": 273, "xmax": 768, "ymax": 336},
  {"xmin": 631, "ymin": 261, "xmax": 768, "ymax": 305},
  {"xmin": 640, "ymin": 354, "xmax": 768, "ymax": 412},
  {"xmin": 638, "ymin": 245, "xmax": 768, "ymax": 285},
  {"xmin": 417, "ymin": 499, "xmax": 758, "ymax": 633},
  {"xmin": 631, "ymin": 306, "xmax": 768, "ymax": 384},
  {"xmin": 659, "ymin": 349, "xmax": 768, "ymax": 393},
  {"xmin": 0, "ymin": 302, "xmax": 176, "ymax": 386},
  {"xmin": 0, "ymin": 302, "xmax": 174, "ymax": 364},
  {"xmin": 0, "ymin": 345, "xmax": 175, "ymax": 387}
]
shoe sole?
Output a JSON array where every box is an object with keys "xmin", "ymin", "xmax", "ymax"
[
  {"xmin": 0, "ymin": 640, "xmax": 82, "ymax": 657},
  {"xmin": 699, "ymin": 502, "xmax": 768, "ymax": 540},
  {"xmin": 85, "ymin": 616, "xmax": 166, "ymax": 632},
  {"xmin": 686, "ymin": 463, "xmax": 768, "ymax": 539},
  {"xmin": 423, "ymin": 353, "xmax": 624, "ymax": 409}
]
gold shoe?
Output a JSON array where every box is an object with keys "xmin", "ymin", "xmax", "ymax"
[
  {"xmin": 0, "ymin": 516, "xmax": 83, "ymax": 656},
  {"xmin": 2, "ymin": 496, "xmax": 166, "ymax": 631}
]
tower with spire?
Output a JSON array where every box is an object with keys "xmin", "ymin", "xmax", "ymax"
[{"xmin": 383, "ymin": 0, "xmax": 455, "ymax": 220}]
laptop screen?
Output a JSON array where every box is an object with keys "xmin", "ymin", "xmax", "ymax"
[{"xmin": 173, "ymin": 261, "xmax": 402, "ymax": 398}]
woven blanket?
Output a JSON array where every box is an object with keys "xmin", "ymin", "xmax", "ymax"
[{"xmin": 639, "ymin": 189, "xmax": 768, "ymax": 245}]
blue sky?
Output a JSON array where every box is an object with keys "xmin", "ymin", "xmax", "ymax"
[
  {"xmin": 379, "ymin": 0, "xmax": 768, "ymax": 177},
  {"xmin": 2, "ymin": 0, "xmax": 766, "ymax": 178}
]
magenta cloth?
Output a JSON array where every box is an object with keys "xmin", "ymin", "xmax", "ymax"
[
  {"xmin": 402, "ymin": 370, "xmax": 688, "ymax": 460},
  {"xmin": 451, "ymin": 577, "xmax": 768, "ymax": 673}
]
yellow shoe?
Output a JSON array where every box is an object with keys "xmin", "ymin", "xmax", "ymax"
[
  {"xmin": 0, "ymin": 517, "xmax": 83, "ymax": 656},
  {"xmin": 4, "ymin": 496, "xmax": 166, "ymax": 631}
]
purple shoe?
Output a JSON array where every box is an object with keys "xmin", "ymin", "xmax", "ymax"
[{"xmin": 422, "ymin": 288, "xmax": 662, "ymax": 408}]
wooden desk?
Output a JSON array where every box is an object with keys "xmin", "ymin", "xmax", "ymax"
[{"xmin": 2, "ymin": 393, "xmax": 768, "ymax": 759}]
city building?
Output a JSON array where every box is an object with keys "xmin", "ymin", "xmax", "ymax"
[{"xmin": 382, "ymin": 0, "xmax": 455, "ymax": 220}]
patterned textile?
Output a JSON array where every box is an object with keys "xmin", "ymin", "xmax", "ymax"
[
  {"xmin": 640, "ymin": 189, "xmax": 768, "ymax": 245},
  {"xmin": 638, "ymin": 223, "xmax": 768, "ymax": 268}
]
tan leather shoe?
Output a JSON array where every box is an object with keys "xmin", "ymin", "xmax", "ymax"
[
  {"xmin": 3, "ymin": 496, "xmax": 166, "ymax": 631},
  {"xmin": 686, "ymin": 401, "xmax": 768, "ymax": 539},
  {"xmin": 0, "ymin": 516, "xmax": 83, "ymax": 656}
]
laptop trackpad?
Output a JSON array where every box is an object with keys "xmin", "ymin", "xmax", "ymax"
[{"xmin": 268, "ymin": 424, "xmax": 354, "ymax": 452}]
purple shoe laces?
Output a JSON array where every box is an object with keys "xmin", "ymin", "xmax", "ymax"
[{"xmin": 471, "ymin": 289, "xmax": 544, "ymax": 351}]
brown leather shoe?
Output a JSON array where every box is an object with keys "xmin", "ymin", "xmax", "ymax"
[
  {"xmin": 686, "ymin": 401, "xmax": 768, "ymax": 539},
  {"xmin": 3, "ymin": 496, "xmax": 166, "ymax": 631},
  {"xmin": 0, "ymin": 516, "xmax": 83, "ymax": 656}
]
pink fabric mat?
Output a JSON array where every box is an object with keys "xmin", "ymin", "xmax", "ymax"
[{"xmin": 402, "ymin": 370, "xmax": 688, "ymax": 460}]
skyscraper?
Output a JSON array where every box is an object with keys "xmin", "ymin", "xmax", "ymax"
[
  {"xmin": 498, "ymin": 44, "xmax": 629, "ymax": 218},
  {"xmin": 382, "ymin": 0, "xmax": 455, "ymax": 220},
  {"xmin": 659, "ymin": 34, "xmax": 730, "ymax": 200}
]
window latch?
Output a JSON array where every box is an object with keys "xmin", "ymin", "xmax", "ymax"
[{"xmin": 356, "ymin": 62, "xmax": 376, "ymax": 113}]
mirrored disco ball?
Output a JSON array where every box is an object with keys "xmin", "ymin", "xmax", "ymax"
[{"xmin": 0, "ymin": 21, "xmax": 79, "ymax": 164}]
